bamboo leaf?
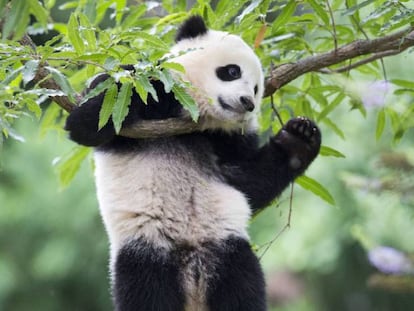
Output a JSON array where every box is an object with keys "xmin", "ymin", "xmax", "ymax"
[
  {"xmin": 391, "ymin": 79, "xmax": 414, "ymax": 89},
  {"xmin": 307, "ymin": 0, "xmax": 329, "ymax": 25},
  {"xmin": 99, "ymin": 84, "xmax": 118, "ymax": 130},
  {"xmin": 172, "ymin": 84, "xmax": 199, "ymax": 121},
  {"xmin": 2, "ymin": 0, "xmax": 29, "ymax": 40},
  {"xmin": 135, "ymin": 75, "xmax": 158, "ymax": 103},
  {"xmin": 54, "ymin": 146, "xmax": 91, "ymax": 188},
  {"xmin": 376, "ymin": 108, "xmax": 386, "ymax": 141},
  {"xmin": 296, "ymin": 175, "xmax": 335, "ymax": 205},
  {"xmin": 272, "ymin": 0, "xmax": 297, "ymax": 31},
  {"xmin": 155, "ymin": 70, "xmax": 175, "ymax": 94},
  {"xmin": 68, "ymin": 14, "xmax": 85, "ymax": 55},
  {"xmin": 112, "ymin": 82, "xmax": 133, "ymax": 133},
  {"xmin": 160, "ymin": 62, "xmax": 185, "ymax": 73},
  {"xmin": 320, "ymin": 146, "xmax": 345, "ymax": 158},
  {"xmin": 134, "ymin": 31, "xmax": 169, "ymax": 50},
  {"xmin": 28, "ymin": 0, "xmax": 48, "ymax": 27},
  {"xmin": 80, "ymin": 77, "xmax": 114, "ymax": 105},
  {"xmin": 78, "ymin": 13, "xmax": 97, "ymax": 51},
  {"xmin": 22, "ymin": 60, "xmax": 40, "ymax": 86},
  {"xmin": 342, "ymin": 0, "xmax": 377, "ymax": 16},
  {"xmin": 236, "ymin": 0, "xmax": 262, "ymax": 24},
  {"xmin": 318, "ymin": 93, "xmax": 345, "ymax": 121},
  {"xmin": 3, "ymin": 67, "xmax": 24, "ymax": 85},
  {"xmin": 45, "ymin": 66, "xmax": 76, "ymax": 102}
]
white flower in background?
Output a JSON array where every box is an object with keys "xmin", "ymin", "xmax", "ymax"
[
  {"xmin": 368, "ymin": 246, "xmax": 413, "ymax": 275},
  {"xmin": 332, "ymin": 77, "xmax": 392, "ymax": 108},
  {"xmin": 360, "ymin": 80, "xmax": 391, "ymax": 108}
]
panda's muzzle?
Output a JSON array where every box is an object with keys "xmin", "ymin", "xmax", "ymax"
[
  {"xmin": 240, "ymin": 96, "xmax": 255, "ymax": 112},
  {"xmin": 219, "ymin": 96, "xmax": 255, "ymax": 113}
]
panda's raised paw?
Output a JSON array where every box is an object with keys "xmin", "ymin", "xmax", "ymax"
[
  {"xmin": 284, "ymin": 116, "xmax": 321, "ymax": 147},
  {"xmin": 274, "ymin": 116, "xmax": 321, "ymax": 171}
]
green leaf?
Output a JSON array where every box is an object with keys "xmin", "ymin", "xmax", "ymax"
[
  {"xmin": 160, "ymin": 62, "xmax": 185, "ymax": 73},
  {"xmin": 2, "ymin": 0, "xmax": 29, "ymax": 40},
  {"xmin": 134, "ymin": 75, "xmax": 158, "ymax": 103},
  {"xmin": 296, "ymin": 175, "xmax": 335, "ymax": 205},
  {"xmin": 54, "ymin": 146, "xmax": 91, "ymax": 188},
  {"xmin": 45, "ymin": 66, "xmax": 76, "ymax": 102},
  {"xmin": 112, "ymin": 82, "xmax": 133, "ymax": 133},
  {"xmin": 80, "ymin": 77, "xmax": 114, "ymax": 105},
  {"xmin": 39, "ymin": 104, "xmax": 61, "ymax": 138},
  {"xmin": 98, "ymin": 84, "xmax": 118, "ymax": 130},
  {"xmin": 24, "ymin": 96, "xmax": 42, "ymax": 119},
  {"xmin": 134, "ymin": 31, "xmax": 170, "ymax": 50},
  {"xmin": 155, "ymin": 70, "xmax": 175, "ymax": 94},
  {"xmin": 121, "ymin": 4, "xmax": 147, "ymax": 30},
  {"xmin": 3, "ymin": 67, "xmax": 24, "ymax": 85},
  {"xmin": 307, "ymin": 0, "xmax": 330, "ymax": 25},
  {"xmin": 22, "ymin": 60, "xmax": 40, "ymax": 86},
  {"xmin": 320, "ymin": 146, "xmax": 345, "ymax": 158},
  {"xmin": 172, "ymin": 84, "xmax": 199, "ymax": 121},
  {"xmin": 317, "ymin": 93, "xmax": 345, "ymax": 121},
  {"xmin": 391, "ymin": 79, "xmax": 414, "ymax": 89},
  {"xmin": 376, "ymin": 108, "xmax": 386, "ymax": 141},
  {"xmin": 28, "ymin": 0, "xmax": 48, "ymax": 27},
  {"xmin": 235, "ymin": 0, "xmax": 262, "ymax": 24},
  {"xmin": 114, "ymin": 0, "xmax": 127, "ymax": 25},
  {"xmin": 78, "ymin": 13, "xmax": 97, "ymax": 51},
  {"xmin": 68, "ymin": 14, "xmax": 85, "ymax": 55},
  {"xmin": 132, "ymin": 77, "xmax": 149, "ymax": 104},
  {"xmin": 272, "ymin": 0, "xmax": 296, "ymax": 31},
  {"xmin": 342, "ymin": 0, "xmax": 376, "ymax": 16}
]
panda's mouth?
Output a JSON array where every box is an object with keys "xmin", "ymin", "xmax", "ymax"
[{"xmin": 218, "ymin": 96, "xmax": 254, "ymax": 114}]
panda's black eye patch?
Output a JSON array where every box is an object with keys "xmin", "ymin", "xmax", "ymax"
[{"xmin": 216, "ymin": 64, "xmax": 241, "ymax": 81}]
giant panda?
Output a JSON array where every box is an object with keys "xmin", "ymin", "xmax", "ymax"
[{"xmin": 65, "ymin": 16, "xmax": 321, "ymax": 311}]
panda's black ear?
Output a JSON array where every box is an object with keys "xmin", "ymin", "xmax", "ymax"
[{"xmin": 175, "ymin": 15, "xmax": 208, "ymax": 42}]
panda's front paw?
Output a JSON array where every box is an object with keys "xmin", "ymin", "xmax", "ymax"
[
  {"xmin": 284, "ymin": 117, "xmax": 321, "ymax": 149},
  {"xmin": 275, "ymin": 117, "xmax": 321, "ymax": 172}
]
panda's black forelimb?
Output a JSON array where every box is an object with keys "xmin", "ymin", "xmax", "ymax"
[
  {"xmin": 65, "ymin": 75, "xmax": 182, "ymax": 147},
  {"xmin": 208, "ymin": 117, "xmax": 321, "ymax": 213}
]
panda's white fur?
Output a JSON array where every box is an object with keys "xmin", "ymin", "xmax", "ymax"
[
  {"xmin": 169, "ymin": 29, "xmax": 264, "ymax": 132},
  {"xmin": 94, "ymin": 146, "xmax": 251, "ymax": 266}
]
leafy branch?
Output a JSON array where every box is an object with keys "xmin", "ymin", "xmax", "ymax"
[
  {"xmin": 2, "ymin": 1, "xmax": 414, "ymax": 141},
  {"xmin": 15, "ymin": 26, "xmax": 414, "ymax": 138}
]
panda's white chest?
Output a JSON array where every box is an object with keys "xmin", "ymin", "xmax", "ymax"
[{"xmin": 94, "ymin": 149, "xmax": 251, "ymax": 255}]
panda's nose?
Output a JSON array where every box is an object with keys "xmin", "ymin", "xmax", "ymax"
[{"xmin": 240, "ymin": 96, "xmax": 255, "ymax": 112}]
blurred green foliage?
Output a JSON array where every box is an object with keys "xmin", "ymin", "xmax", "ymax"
[
  {"xmin": 0, "ymin": 0, "xmax": 414, "ymax": 310},
  {"xmin": 0, "ymin": 120, "xmax": 111, "ymax": 310}
]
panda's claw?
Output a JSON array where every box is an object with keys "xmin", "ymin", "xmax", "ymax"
[{"xmin": 284, "ymin": 116, "xmax": 320, "ymax": 145}]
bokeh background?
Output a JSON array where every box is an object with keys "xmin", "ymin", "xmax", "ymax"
[{"xmin": 1, "ymin": 1, "xmax": 414, "ymax": 310}]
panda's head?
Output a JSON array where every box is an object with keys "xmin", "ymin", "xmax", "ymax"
[{"xmin": 169, "ymin": 16, "xmax": 264, "ymax": 132}]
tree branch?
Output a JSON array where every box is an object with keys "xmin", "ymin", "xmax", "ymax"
[
  {"xmin": 15, "ymin": 27, "xmax": 414, "ymax": 138},
  {"xmin": 263, "ymin": 27, "xmax": 414, "ymax": 97}
]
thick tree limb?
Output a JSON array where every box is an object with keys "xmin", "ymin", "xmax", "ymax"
[{"xmin": 16, "ymin": 27, "xmax": 414, "ymax": 138}]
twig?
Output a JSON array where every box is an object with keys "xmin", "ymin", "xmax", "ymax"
[
  {"xmin": 258, "ymin": 183, "xmax": 294, "ymax": 260},
  {"xmin": 317, "ymin": 50, "xmax": 402, "ymax": 74},
  {"xmin": 325, "ymin": 0, "xmax": 338, "ymax": 51}
]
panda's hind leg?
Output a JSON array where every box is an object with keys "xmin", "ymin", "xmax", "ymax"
[
  {"xmin": 113, "ymin": 238, "xmax": 185, "ymax": 311},
  {"xmin": 206, "ymin": 237, "xmax": 266, "ymax": 311}
]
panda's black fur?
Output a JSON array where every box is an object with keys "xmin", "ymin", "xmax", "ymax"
[{"xmin": 65, "ymin": 16, "xmax": 321, "ymax": 311}]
